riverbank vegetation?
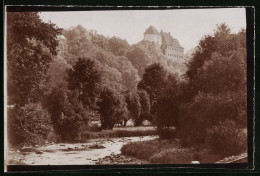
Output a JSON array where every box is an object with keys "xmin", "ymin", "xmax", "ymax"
[
  {"xmin": 121, "ymin": 139, "xmax": 223, "ymax": 164},
  {"xmin": 122, "ymin": 24, "xmax": 247, "ymax": 162},
  {"xmin": 81, "ymin": 127, "xmax": 157, "ymax": 141},
  {"xmin": 7, "ymin": 11, "xmax": 247, "ymax": 163}
]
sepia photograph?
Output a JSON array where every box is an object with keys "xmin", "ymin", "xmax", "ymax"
[{"xmin": 4, "ymin": 6, "xmax": 253, "ymax": 171}]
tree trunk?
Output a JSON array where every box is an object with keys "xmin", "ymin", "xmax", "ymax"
[
  {"xmin": 134, "ymin": 119, "xmax": 142, "ymax": 126},
  {"xmin": 123, "ymin": 120, "xmax": 128, "ymax": 126}
]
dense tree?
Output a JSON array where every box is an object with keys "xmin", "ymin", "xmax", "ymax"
[
  {"xmin": 127, "ymin": 46, "xmax": 155, "ymax": 77},
  {"xmin": 97, "ymin": 87, "xmax": 129, "ymax": 129},
  {"xmin": 43, "ymin": 88, "xmax": 90, "ymax": 141},
  {"xmin": 62, "ymin": 25, "xmax": 94, "ymax": 65},
  {"xmin": 125, "ymin": 91, "xmax": 141, "ymax": 126},
  {"xmin": 137, "ymin": 90, "xmax": 151, "ymax": 124},
  {"xmin": 7, "ymin": 12, "xmax": 62, "ymax": 106},
  {"xmin": 186, "ymin": 23, "xmax": 246, "ymax": 90},
  {"xmin": 108, "ymin": 37, "xmax": 130, "ymax": 56},
  {"xmin": 116, "ymin": 56, "xmax": 140, "ymax": 90},
  {"xmin": 137, "ymin": 63, "xmax": 168, "ymax": 115},
  {"xmin": 42, "ymin": 87, "xmax": 66, "ymax": 134},
  {"xmin": 91, "ymin": 33, "xmax": 111, "ymax": 52},
  {"xmin": 47, "ymin": 55, "xmax": 72, "ymax": 88},
  {"xmin": 156, "ymin": 74, "xmax": 181, "ymax": 138},
  {"xmin": 8, "ymin": 103, "xmax": 53, "ymax": 146},
  {"xmin": 179, "ymin": 24, "xmax": 247, "ymax": 148},
  {"xmin": 193, "ymin": 51, "xmax": 246, "ymax": 94},
  {"xmin": 66, "ymin": 58, "xmax": 101, "ymax": 107},
  {"xmin": 137, "ymin": 63, "xmax": 182, "ymax": 137}
]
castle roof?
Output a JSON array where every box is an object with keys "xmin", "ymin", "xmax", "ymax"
[
  {"xmin": 161, "ymin": 32, "xmax": 183, "ymax": 48},
  {"xmin": 144, "ymin": 26, "xmax": 160, "ymax": 35}
]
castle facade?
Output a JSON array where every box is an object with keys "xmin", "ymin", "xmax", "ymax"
[{"xmin": 143, "ymin": 25, "xmax": 184, "ymax": 62}]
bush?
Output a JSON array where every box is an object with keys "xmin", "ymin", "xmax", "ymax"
[
  {"xmin": 8, "ymin": 103, "xmax": 53, "ymax": 146},
  {"xmin": 179, "ymin": 92, "xmax": 247, "ymax": 147},
  {"xmin": 121, "ymin": 138, "xmax": 225, "ymax": 164},
  {"xmin": 150, "ymin": 148, "xmax": 193, "ymax": 164},
  {"xmin": 46, "ymin": 131, "xmax": 61, "ymax": 143},
  {"xmin": 87, "ymin": 124, "xmax": 102, "ymax": 132},
  {"xmin": 43, "ymin": 88, "xmax": 93, "ymax": 142},
  {"xmin": 121, "ymin": 139, "xmax": 181, "ymax": 161},
  {"xmin": 206, "ymin": 120, "xmax": 247, "ymax": 157},
  {"xmin": 157, "ymin": 128, "xmax": 176, "ymax": 139},
  {"xmin": 81, "ymin": 129, "xmax": 157, "ymax": 140}
]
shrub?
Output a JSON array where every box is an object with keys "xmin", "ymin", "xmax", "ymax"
[
  {"xmin": 46, "ymin": 131, "xmax": 61, "ymax": 143},
  {"xmin": 81, "ymin": 129, "xmax": 157, "ymax": 140},
  {"xmin": 179, "ymin": 92, "xmax": 247, "ymax": 147},
  {"xmin": 206, "ymin": 120, "xmax": 247, "ymax": 157},
  {"xmin": 121, "ymin": 139, "xmax": 181, "ymax": 161},
  {"xmin": 87, "ymin": 124, "xmax": 102, "ymax": 132},
  {"xmin": 150, "ymin": 148, "xmax": 193, "ymax": 164},
  {"xmin": 43, "ymin": 88, "xmax": 92, "ymax": 142},
  {"xmin": 8, "ymin": 103, "xmax": 53, "ymax": 146}
]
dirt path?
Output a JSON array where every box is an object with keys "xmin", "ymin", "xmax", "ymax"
[{"xmin": 8, "ymin": 136, "xmax": 157, "ymax": 165}]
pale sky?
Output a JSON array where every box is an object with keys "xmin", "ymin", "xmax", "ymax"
[{"xmin": 40, "ymin": 8, "xmax": 246, "ymax": 52}]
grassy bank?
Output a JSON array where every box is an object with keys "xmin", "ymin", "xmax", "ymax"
[
  {"xmin": 121, "ymin": 139, "xmax": 223, "ymax": 164},
  {"xmin": 81, "ymin": 126, "xmax": 157, "ymax": 140}
]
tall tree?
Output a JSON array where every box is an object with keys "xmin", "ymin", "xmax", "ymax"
[
  {"xmin": 125, "ymin": 91, "xmax": 141, "ymax": 126},
  {"xmin": 108, "ymin": 37, "xmax": 130, "ymax": 56},
  {"xmin": 137, "ymin": 90, "xmax": 151, "ymax": 123},
  {"xmin": 97, "ymin": 87, "xmax": 129, "ymax": 129},
  {"xmin": 179, "ymin": 24, "xmax": 247, "ymax": 146},
  {"xmin": 156, "ymin": 74, "xmax": 181, "ymax": 138},
  {"xmin": 66, "ymin": 58, "xmax": 101, "ymax": 107},
  {"xmin": 62, "ymin": 25, "xmax": 94, "ymax": 65},
  {"xmin": 7, "ymin": 12, "xmax": 62, "ymax": 106},
  {"xmin": 137, "ymin": 63, "xmax": 168, "ymax": 115}
]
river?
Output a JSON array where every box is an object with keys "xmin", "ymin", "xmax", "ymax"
[{"xmin": 8, "ymin": 135, "xmax": 158, "ymax": 165}]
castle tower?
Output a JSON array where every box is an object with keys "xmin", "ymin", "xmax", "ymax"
[{"xmin": 143, "ymin": 25, "xmax": 162, "ymax": 46}]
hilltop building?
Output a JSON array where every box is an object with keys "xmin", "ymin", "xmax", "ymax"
[{"xmin": 143, "ymin": 25, "xmax": 184, "ymax": 62}]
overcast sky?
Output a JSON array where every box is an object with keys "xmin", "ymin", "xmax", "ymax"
[{"xmin": 40, "ymin": 8, "xmax": 246, "ymax": 52}]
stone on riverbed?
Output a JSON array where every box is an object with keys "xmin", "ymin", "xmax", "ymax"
[
  {"xmin": 19, "ymin": 147, "xmax": 39, "ymax": 153},
  {"xmin": 35, "ymin": 151, "xmax": 43, "ymax": 154},
  {"xmin": 89, "ymin": 144, "xmax": 105, "ymax": 149},
  {"xmin": 96, "ymin": 153, "xmax": 149, "ymax": 164}
]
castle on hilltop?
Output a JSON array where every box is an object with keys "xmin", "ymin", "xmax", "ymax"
[{"xmin": 143, "ymin": 25, "xmax": 184, "ymax": 62}]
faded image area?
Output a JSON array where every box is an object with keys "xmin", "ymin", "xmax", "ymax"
[{"xmin": 5, "ymin": 8, "xmax": 248, "ymax": 167}]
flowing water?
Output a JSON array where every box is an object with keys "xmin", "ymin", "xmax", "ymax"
[{"xmin": 8, "ymin": 135, "xmax": 158, "ymax": 165}]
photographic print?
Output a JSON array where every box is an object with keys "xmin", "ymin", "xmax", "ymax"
[{"xmin": 4, "ymin": 6, "xmax": 253, "ymax": 171}]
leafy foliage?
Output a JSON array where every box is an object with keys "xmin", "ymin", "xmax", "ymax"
[
  {"xmin": 137, "ymin": 63, "xmax": 182, "ymax": 138},
  {"xmin": 7, "ymin": 12, "xmax": 62, "ymax": 106},
  {"xmin": 179, "ymin": 24, "xmax": 247, "ymax": 149},
  {"xmin": 137, "ymin": 90, "xmax": 151, "ymax": 123},
  {"xmin": 179, "ymin": 92, "xmax": 246, "ymax": 146},
  {"xmin": 206, "ymin": 120, "xmax": 247, "ymax": 156},
  {"xmin": 66, "ymin": 58, "xmax": 101, "ymax": 107},
  {"xmin": 97, "ymin": 87, "xmax": 129, "ymax": 129},
  {"xmin": 43, "ymin": 88, "xmax": 91, "ymax": 141},
  {"xmin": 62, "ymin": 25, "xmax": 94, "ymax": 65},
  {"xmin": 138, "ymin": 63, "xmax": 168, "ymax": 115},
  {"xmin": 125, "ymin": 91, "xmax": 141, "ymax": 126},
  {"xmin": 8, "ymin": 104, "xmax": 53, "ymax": 146},
  {"xmin": 108, "ymin": 37, "xmax": 130, "ymax": 56},
  {"xmin": 156, "ymin": 74, "xmax": 182, "ymax": 138}
]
